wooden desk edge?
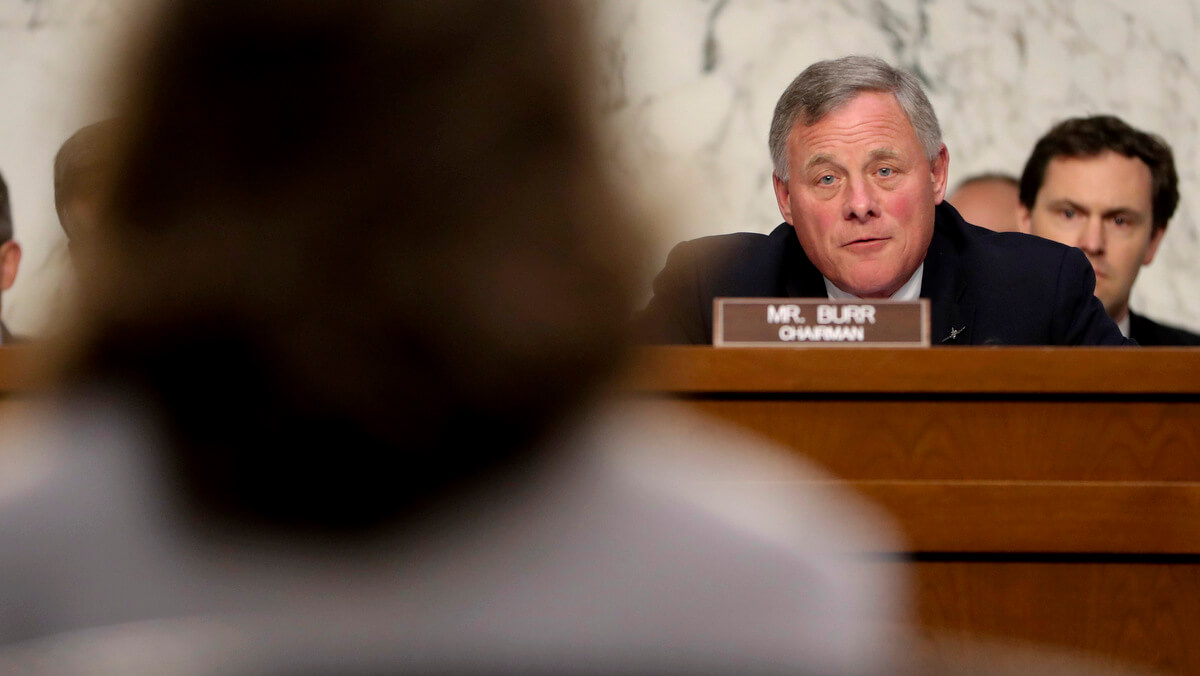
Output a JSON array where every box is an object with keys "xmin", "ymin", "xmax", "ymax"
[{"xmin": 625, "ymin": 346, "xmax": 1200, "ymax": 394}]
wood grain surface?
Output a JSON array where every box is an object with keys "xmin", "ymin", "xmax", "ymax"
[
  {"xmin": 627, "ymin": 347, "xmax": 1200, "ymax": 673},
  {"xmin": 626, "ymin": 346, "xmax": 1200, "ymax": 394}
]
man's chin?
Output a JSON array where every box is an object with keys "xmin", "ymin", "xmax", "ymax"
[
  {"xmin": 1097, "ymin": 296, "xmax": 1123, "ymax": 321},
  {"xmin": 835, "ymin": 276, "xmax": 901, "ymax": 299},
  {"xmin": 834, "ymin": 262, "xmax": 910, "ymax": 296}
]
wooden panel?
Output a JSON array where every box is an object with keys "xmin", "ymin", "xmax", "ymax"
[
  {"xmin": 627, "ymin": 348, "xmax": 1200, "ymax": 672},
  {"xmin": 854, "ymin": 482, "xmax": 1200, "ymax": 553},
  {"xmin": 626, "ymin": 346, "xmax": 1200, "ymax": 394},
  {"xmin": 906, "ymin": 560, "xmax": 1200, "ymax": 674},
  {"xmin": 650, "ymin": 399, "xmax": 1200, "ymax": 481},
  {"xmin": 0, "ymin": 346, "xmax": 44, "ymax": 395}
]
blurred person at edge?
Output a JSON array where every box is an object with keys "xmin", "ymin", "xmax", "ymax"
[
  {"xmin": 0, "ymin": 171, "xmax": 23, "ymax": 343},
  {"xmin": 55, "ymin": 119, "xmax": 122, "ymax": 273},
  {"xmin": 947, "ymin": 173, "xmax": 1021, "ymax": 233},
  {"xmin": 0, "ymin": 1, "xmax": 908, "ymax": 674}
]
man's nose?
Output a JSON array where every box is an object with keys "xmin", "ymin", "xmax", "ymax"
[
  {"xmin": 1078, "ymin": 216, "xmax": 1105, "ymax": 255},
  {"xmin": 842, "ymin": 177, "xmax": 880, "ymax": 222}
]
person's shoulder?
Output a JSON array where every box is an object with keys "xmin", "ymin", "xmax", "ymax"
[
  {"xmin": 1129, "ymin": 312, "xmax": 1200, "ymax": 346},
  {"xmin": 666, "ymin": 223, "xmax": 793, "ymax": 266},
  {"xmin": 654, "ymin": 222, "xmax": 797, "ymax": 296},
  {"xmin": 953, "ymin": 214, "xmax": 1091, "ymax": 279},
  {"xmin": 964, "ymin": 221, "xmax": 1070, "ymax": 257},
  {"xmin": 940, "ymin": 203, "xmax": 1073, "ymax": 263}
]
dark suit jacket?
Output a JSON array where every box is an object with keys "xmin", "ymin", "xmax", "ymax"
[
  {"xmin": 1129, "ymin": 311, "xmax": 1200, "ymax": 346},
  {"xmin": 636, "ymin": 202, "xmax": 1129, "ymax": 346}
]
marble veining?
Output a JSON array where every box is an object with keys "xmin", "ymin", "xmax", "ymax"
[
  {"xmin": 598, "ymin": 0, "xmax": 1200, "ymax": 332},
  {"xmin": 2, "ymin": 0, "xmax": 1200, "ymax": 334}
]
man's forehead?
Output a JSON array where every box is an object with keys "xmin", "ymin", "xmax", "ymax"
[
  {"xmin": 789, "ymin": 92, "xmax": 918, "ymax": 150},
  {"xmin": 1040, "ymin": 152, "xmax": 1153, "ymax": 206}
]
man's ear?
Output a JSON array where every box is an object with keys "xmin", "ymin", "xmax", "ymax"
[
  {"xmin": 1144, "ymin": 225, "xmax": 1168, "ymax": 266},
  {"xmin": 772, "ymin": 173, "xmax": 794, "ymax": 224},
  {"xmin": 930, "ymin": 144, "xmax": 950, "ymax": 204},
  {"xmin": 1017, "ymin": 205, "xmax": 1033, "ymax": 235},
  {"xmin": 0, "ymin": 241, "xmax": 22, "ymax": 292}
]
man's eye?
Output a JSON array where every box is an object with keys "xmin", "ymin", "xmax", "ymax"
[
  {"xmin": 878, "ymin": 167, "xmax": 894, "ymax": 177},
  {"xmin": 818, "ymin": 175, "xmax": 836, "ymax": 186},
  {"xmin": 1061, "ymin": 208, "xmax": 1076, "ymax": 219},
  {"xmin": 1113, "ymin": 215, "xmax": 1127, "ymax": 226}
]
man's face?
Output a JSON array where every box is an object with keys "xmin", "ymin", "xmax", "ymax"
[
  {"xmin": 1019, "ymin": 151, "xmax": 1165, "ymax": 323},
  {"xmin": 772, "ymin": 91, "xmax": 948, "ymax": 298}
]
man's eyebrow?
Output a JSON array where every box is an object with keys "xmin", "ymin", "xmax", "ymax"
[
  {"xmin": 1043, "ymin": 199, "xmax": 1147, "ymax": 219},
  {"xmin": 1044, "ymin": 198, "xmax": 1088, "ymax": 213},
  {"xmin": 868, "ymin": 148, "xmax": 903, "ymax": 162},
  {"xmin": 804, "ymin": 153, "xmax": 840, "ymax": 171},
  {"xmin": 1101, "ymin": 206, "xmax": 1147, "ymax": 220}
]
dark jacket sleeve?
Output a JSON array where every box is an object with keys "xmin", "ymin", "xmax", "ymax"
[
  {"xmin": 1053, "ymin": 246, "xmax": 1134, "ymax": 346},
  {"xmin": 632, "ymin": 240, "xmax": 709, "ymax": 345}
]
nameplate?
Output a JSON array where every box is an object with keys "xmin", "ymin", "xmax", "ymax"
[{"xmin": 713, "ymin": 298, "xmax": 930, "ymax": 347}]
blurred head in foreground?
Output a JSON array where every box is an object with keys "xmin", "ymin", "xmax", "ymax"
[
  {"xmin": 70, "ymin": 0, "xmax": 642, "ymax": 536},
  {"xmin": 947, "ymin": 173, "xmax": 1021, "ymax": 233}
]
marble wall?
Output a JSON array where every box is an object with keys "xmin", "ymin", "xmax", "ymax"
[
  {"xmin": 596, "ymin": 0, "xmax": 1200, "ymax": 331},
  {"xmin": 3, "ymin": 1, "xmax": 1200, "ymax": 333},
  {"xmin": 0, "ymin": 0, "xmax": 135, "ymax": 335}
]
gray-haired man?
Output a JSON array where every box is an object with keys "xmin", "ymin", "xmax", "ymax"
[{"xmin": 636, "ymin": 56, "xmax": 1127, "ymax": 346}]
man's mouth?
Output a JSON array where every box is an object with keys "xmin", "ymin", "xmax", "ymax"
[{"xmin": 844, "ymin": 237, "xmax": 889, "ymax": 248}]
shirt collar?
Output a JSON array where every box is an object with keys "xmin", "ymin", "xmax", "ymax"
[
  {"xmin": 1117, "ymin": 313, "xmax": 1131, "ymax": 339},
  {"xmin": 823, "ymin": 263, "xmax": 924, "ymax": 302}
]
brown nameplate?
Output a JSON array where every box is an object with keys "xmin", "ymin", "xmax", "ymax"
[{"xmin": 714, "ymin": 298, "xmax": 930, "ymax": 347}]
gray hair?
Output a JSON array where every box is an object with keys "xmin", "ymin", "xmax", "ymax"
[{"xmin": 768, "ymin": 56, "xmax": 943, "ymax": 180}]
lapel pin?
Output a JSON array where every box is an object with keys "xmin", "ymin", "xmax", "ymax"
[{"xmin": 942, "ymin": 326, "xmax": 965, "ymax": 343}]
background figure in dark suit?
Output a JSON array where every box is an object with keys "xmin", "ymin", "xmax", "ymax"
[
  {"xmin": 1018, "ymin": 115, "xmax": 1200, "ymax": 345},
  {"xmin": 0, "ymin": 171, "xmax": 23, "ymax": 344},
  {"xmin": 636, "ymin": 56, "xmax": 1127, "ymax": 347}
]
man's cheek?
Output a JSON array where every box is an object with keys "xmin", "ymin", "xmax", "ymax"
[{"xmin": 885, "ymin": 193, "xmax": 914, "ymax": 222}]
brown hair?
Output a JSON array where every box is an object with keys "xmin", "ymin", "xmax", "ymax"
[
  {"xmin": 1019, "ymin": 115, "xmax": 1179, "ymax": 231},
  {"xmin": 70, "ymin": 0, "xmax": 643, "ymax": 535}
]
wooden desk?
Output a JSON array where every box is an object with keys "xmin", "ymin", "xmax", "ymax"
[
  {"xmin": 627, "ymin": 347, "xmax": 1200, "ymax": 673},
  {"xmin": 0, "ymin": 346, "xmax": 48, "ymax": 396}
]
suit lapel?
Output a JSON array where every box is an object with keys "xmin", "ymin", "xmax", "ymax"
[{"xmin": 922, "ymin": 206, "xmax": 975, "ymax": 345}]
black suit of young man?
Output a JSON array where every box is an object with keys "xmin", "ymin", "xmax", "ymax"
[
  {"xmin": 1129, "ymin": 312, "xmax": 1200, "ymax": 346},
  {"xmin": 637, "ymin": 202, "xmax": 1129, "ymax": 347}
]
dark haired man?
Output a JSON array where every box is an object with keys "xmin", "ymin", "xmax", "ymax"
[
  {"xmin": 1018, "ymin": 115, "xmax": 1200, "ymax": 345},
  {"xmin": 0, "ymin": 172, "xmax": 22, "ymax": 344}
]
